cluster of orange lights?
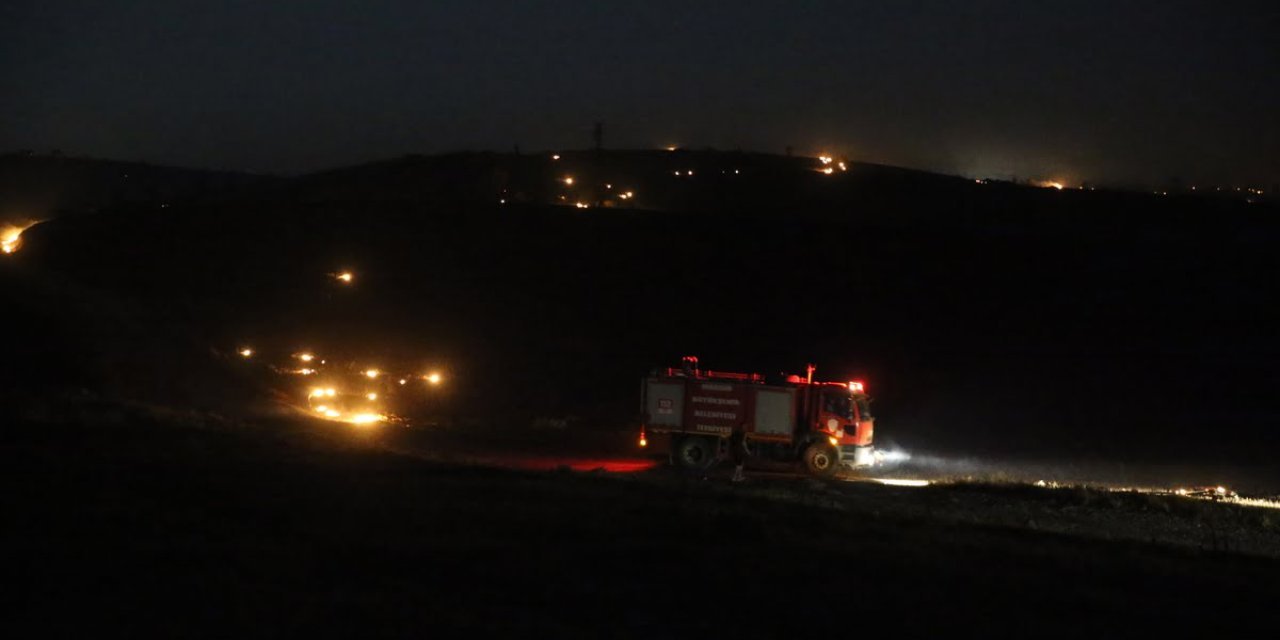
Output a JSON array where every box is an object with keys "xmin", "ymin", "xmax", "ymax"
[{"xmin": 816, "ymin": 154, "xmax": 847, "ymax": 175}]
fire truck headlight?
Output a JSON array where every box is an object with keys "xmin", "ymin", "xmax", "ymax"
[{"xmin": 828, "ymin": 436, "xmax": 839, "ymax": 447}]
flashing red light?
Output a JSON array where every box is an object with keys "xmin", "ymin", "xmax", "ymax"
[{"xmin": 848, "ymin": 381, "xmax": 866, "ymax": 393}]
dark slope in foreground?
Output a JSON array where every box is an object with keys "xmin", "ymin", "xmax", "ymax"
[{"xmin": 5, "ymin": 417, "xmax": 1278, "ymax": 636}]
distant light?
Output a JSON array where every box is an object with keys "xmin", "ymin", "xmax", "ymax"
[
  {"xmin": 398, "ymin": 378, "xmax": 407, "ymax": 385},
  {"xmin": 639, "ymin": 436, "xmax": 648, "ymax": 447},
  {"xmin": 238, "ymin": 348, "xmax": 254, "ymax": 358},
  {"xmin": 575, "ymin": 202, "xmax": 589, "ymax": 209},
  {"xmin": 837, "ymin": 162, "xmax": 847, "ymax": 171},
  {"xmin": 551, "ymin": 154, "xmax": 560, "ymax": 160},
  {"xmin": 323, "ymin": 409, "xmax": 342, "ymax": 419},
  {"xmin": 872, "ymin": 478, "xmax": 930, "ymax": 487},
  {"xmin": 297, "ymin": 353, "xmax": 315, "ymax": 362},
  {"xmin": 350, "ymin": 413, "xmax": 381, "ymax": 425},
  {"xmin": 605, "ymin": 184, "xmax": 612, "ymax": 189},
  {"xmin": 563, "ymin": 176, "xmax": 574, "ymax": 185},
  {"xmin": 425, "ymin": 372, "xmax": 442, "ymax": 385},
  {"xmin": 687, "ymin": 170, "xmax": 693, "ymax": 176},
  {"xmin": 366, "ymin": 392, "xmax": 378, "ymax": 401},
  {"xmin": 364, "ymin": 369, "xmax": 380, "ymax": 379},
  {"xmin": 1, "ymin": 221, "xmax": 40, "ymax": 255},
  {"xmin": 821, "ymin": 167, "xmax": 834, "ymax": 175},
  {"xmin": 335, "ymin": 271, "xmax": 354, "ymax": 284},
  {"xmin": 665, "ymin": 146, "xmax": 677, "ymax": 151},
  {"xmin": 818, "ymin": 155, "xmax": 833, "ymax": 165},
  {"xmin": 309, "ymin": 388, "xmax": 326, "ymax": 398},
  {"xmin": 325, "ymin": 388, "xmax": 337, "ymax": 397},
  {"xmin": 297, "ymin": 368, "xmax": 315, "ymax": 375}
]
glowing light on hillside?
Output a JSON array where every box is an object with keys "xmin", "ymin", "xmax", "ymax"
[
  {"xmin": 366, "ymin": 392, "xmax": 378, "ymax": 401},
  {"xmin": 1, "ymin": 221, "xmax": 40, "ymax": 255},
  {"xmin": 238, "ymin": 348, "xmax": 254, "ymax": 358},
  {"xmin": 818, "ymin": 155, "xmax": 834, "ymax": 165},
  {"xmin": 335, "ymin": 271, "xmax": 354, "ymax": 284},
  {"xmin": 837, "ymin": 162, "xmax": 847, "ymax": 171},
  {"xmin": 575, "ymin": 202, "xmax": 589, "ymax": 209},
  {"xmin": 350, "ymin": 413, "xmax": 382, "ymax": 425},
  {"xmin": 424, "ymin": 372, "xmax": 443, "ymax": 385},
  {"xmin": 323, "ymin": 409, "xmax": 342, "ymax": 419},
  {"xmin": 1033, "ymin": 180, "xmax": 1066, "ymax": 190},
  {"xmin": 820, "ymin": 167, "xmax": 834, "ymax": 175},
  {"xmin": 870, "ymin": 478, "xmax": 930, "ymax": 487},
  {"xmin": 297, "ymin": 353, "xmax": 315, "ymax": 362},
  {"xmin": 364, "ymin": 369, "xmax": 380, "ymax": 379}
]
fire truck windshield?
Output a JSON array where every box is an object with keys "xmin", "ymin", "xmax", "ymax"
[
  {"xmin": 823, "ymin": 393, "xmax": 854, "ymax": 419},
  {"xmin": 855, "ymin": 398, "xmax": 872, "ymax": 420}
]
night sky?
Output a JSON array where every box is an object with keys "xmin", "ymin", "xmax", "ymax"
[{"xmin": 3, "ymin": 1, "xmax": 1276, "ymax": 186}]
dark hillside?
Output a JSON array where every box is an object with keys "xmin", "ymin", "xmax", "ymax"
[{"xmin": 5, "ymin": 150, "xmax": 1278, "ymax": 480}]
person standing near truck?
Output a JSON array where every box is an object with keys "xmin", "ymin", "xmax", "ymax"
[{"xmin": 730, "ymin": 427, "xmax": 747, "ymax": 482}]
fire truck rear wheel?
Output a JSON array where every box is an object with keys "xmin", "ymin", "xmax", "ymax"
[
  {"xmin": 674, "ymin": 436, "xmax": 716, "ymax": 470},
  {"xmin": 803, "ymin": 442, "xmax": 838, "ymax": 478}
]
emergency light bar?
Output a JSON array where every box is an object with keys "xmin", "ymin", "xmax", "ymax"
[{"xmin": 848, "ymin": 381, "xmax": 865, "ymax": 393}]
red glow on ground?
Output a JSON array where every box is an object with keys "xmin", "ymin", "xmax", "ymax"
[{"xmin": 479, "ymin": 455, "xmax": 660, "ymax": 473}]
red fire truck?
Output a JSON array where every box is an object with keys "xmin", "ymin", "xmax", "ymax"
[{"xmin": 640, "ymin": 357, "xmax": 875, "ymax": 477}]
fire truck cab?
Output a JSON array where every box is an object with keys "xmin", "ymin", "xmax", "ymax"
[{"xmin": 640, "ymin": 357, "xmax": 875, "ymax": 477}]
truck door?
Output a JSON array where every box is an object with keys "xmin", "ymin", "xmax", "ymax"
[{"xmin": 819, "ymin": 392, "xmax": 854, "ymax": 435}]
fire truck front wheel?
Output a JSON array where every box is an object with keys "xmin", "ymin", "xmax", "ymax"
[
  {"xmin": 803, "ymin": 442, "xmax": 838, "ymax": 478},
  {"xmin": 674, "ymin": 436, "xmax": 717, "ymax": 470}
]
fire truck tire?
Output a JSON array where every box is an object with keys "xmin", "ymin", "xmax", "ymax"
[
  {"xmin": 674, "ymin": 436, "xmax": 717, "ymax": 470},
  {"xmin": 803, "ymin": 442, "xmax": 838, "ymax": 478}
]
